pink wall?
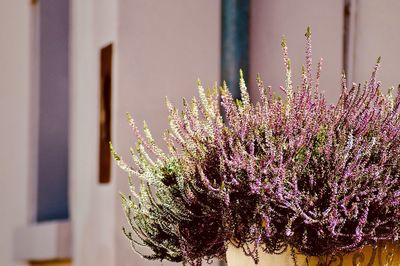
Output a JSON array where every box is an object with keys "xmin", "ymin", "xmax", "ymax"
[
  {"xmin": 0, "ymin": 1, "xmax": 32, "ymax": 265},
  {"xmin": 115, "ymin": 1, "xmax": 221, "ymax": 265},
  {"xmin": 250, "ymin": 0, "xmax": 344, "ymax": 103},
  {"xmin": 352, "ymin": 1, "xmax": 400, "ymax": 89}
]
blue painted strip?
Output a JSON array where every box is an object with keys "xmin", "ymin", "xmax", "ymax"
[
  {"xmin": 37, "ymin": 0, "xmax": 69, "ymax": 222},
  {"xmin": 221, "ymin": 0, "xmax": 250, "ymax": 99}
]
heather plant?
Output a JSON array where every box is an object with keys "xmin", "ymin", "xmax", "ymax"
[{"xmin": 111, "ymin": 28, "xmax": 400, "ymax": 265}]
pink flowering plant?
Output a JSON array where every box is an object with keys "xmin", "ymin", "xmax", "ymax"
[{"xmin": 111, "ymin": 28, "xmax": 400, "ymax": 265}]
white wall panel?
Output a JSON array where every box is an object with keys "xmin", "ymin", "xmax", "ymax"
[{"xmin": 69, "ymin": 0, "xmax": 117, "ymax": 265}]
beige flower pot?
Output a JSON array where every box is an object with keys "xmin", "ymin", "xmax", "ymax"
[{"xmin": 226, "ymin": 243, "xmax": 400, "ymax": 266}]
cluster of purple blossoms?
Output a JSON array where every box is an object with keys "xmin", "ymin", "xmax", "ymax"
[{"xmin": 111, "ymin": 28, "xmax": 400, "ymax": 265}]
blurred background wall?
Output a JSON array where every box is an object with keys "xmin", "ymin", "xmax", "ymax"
[
  {"xmin": 1, "ymin": 0, "xmax": 400, "ymax": 266},
  {"xmin": 0, "ymin": 1, "xmax": 31, "ymax": 266},
  {"xmin": 115, "ymin": 1, "xmax": 221, "ymax": 266}
]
